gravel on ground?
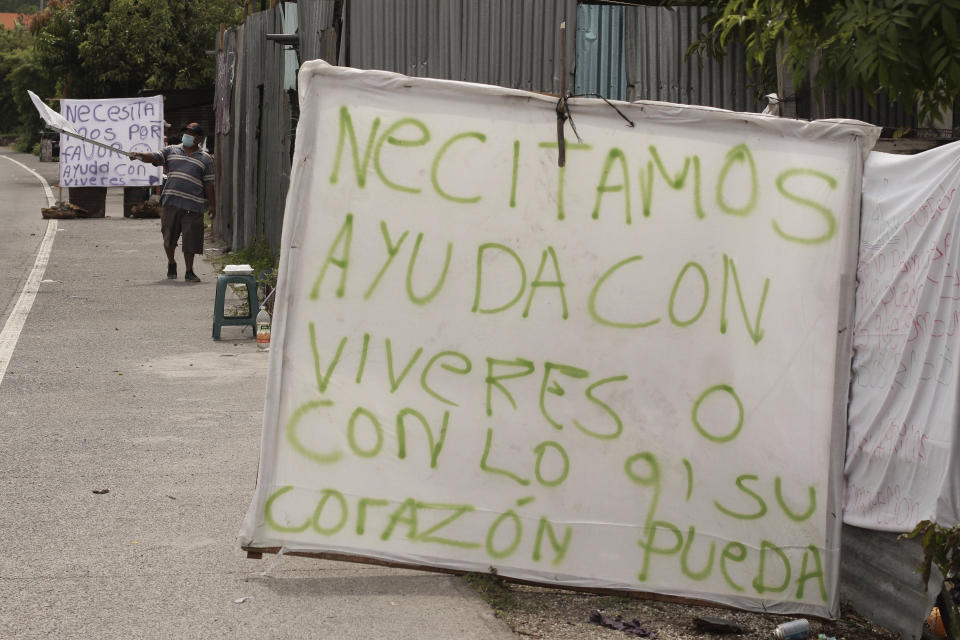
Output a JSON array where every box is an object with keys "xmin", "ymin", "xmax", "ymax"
[{"xmin": 461, "ymin": 577, "xmax": 902, "ymax": 640}]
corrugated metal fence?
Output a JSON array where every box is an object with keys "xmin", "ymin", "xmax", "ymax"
[
  {"xmin": 214, "ymin": 1, "xmax": 924, "ymax": 255},
  {"xmin": 298, "ymin": 0, "xmax": 339, "ymax": 65},
  {"xmin": 214, "ymin": 4, "xmax": 293, "ymax": 253},
  {"xmin": 217, "ymin": 0, "xmax": 580, "ymax": 255},
  {"xmin": 575, "ymin": 3, "xmax": 626, "ymax": 100},
  {"xmin": 822, "ymin": 88, "xmax": 918, "ymax": 129},
  {"xmin": 345, "ymin": 0, "xmax": 576, "ymax": 94},
  {"xmin": 624, "ymin": 4, "xmax": 760, "ymax": 112}
]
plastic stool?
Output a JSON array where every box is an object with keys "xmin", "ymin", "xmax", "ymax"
[{"xmin": 213, "ymin": 274, "xmax": 259, "ymax": 340}]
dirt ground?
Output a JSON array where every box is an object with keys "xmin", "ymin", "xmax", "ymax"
[{"xmin": 461, "ymin": 578, "xmax": 903, "ymax": 640}]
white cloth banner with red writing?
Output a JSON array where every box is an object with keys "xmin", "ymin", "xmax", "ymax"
[{"xmin": 846, "ymin": 141, "xmax": 960, "ymax": 531}]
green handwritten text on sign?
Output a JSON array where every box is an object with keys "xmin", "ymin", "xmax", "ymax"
[{"xmin": 242, "ymin": 61, "xmax": 876, "ymax": 619}]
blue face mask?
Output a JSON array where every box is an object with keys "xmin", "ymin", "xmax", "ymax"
[{"xmin": 181, "ymin": 133, "xmax": 196, "ymax": 147}]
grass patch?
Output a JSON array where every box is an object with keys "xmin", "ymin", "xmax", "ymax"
[
  {"xmin": 589, "ymin": 595, "xmax": 638, "ymax": 609},
  {"xmin": 207, "ymin": 235, "xmax": 279, "ymax": 311},
  {"xmin": 462, "ymin": 573, "xmax": 521, "ymax": 612},
  {"xmin": 208, "ymin": 235, "xmax": 276, "ymax": 274}
]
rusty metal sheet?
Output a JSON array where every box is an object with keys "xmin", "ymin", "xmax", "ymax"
[
  {"xmin": 575, "ymin": 3, "xmax": 627, "ymax": 100},
  {"xmin": 839, "ymin": 524, "xmax": 941, "ymax": 639}
]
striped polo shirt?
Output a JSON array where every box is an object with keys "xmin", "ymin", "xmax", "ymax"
[{"xmin": 151, "ymin": 145, "xmax": 215, "ymax": 213}]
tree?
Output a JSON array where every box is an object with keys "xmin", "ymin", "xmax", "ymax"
[
  {"xmin": 0, "ymin": 23, "xmax": 55, "ymax": 149},
  {"xmin": 0, "ymin": 24, "xmax": 34, "ymax": 132},
  {"xmin": 31, "ymin": 0, "xmax": 243, "ymax": 99},
  {"xmin": 688, "ymin": 0, "xmax": 960, "ymax": 122}
]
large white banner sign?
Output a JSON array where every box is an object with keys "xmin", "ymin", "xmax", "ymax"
[
  {"xmin": 846, "ymin": 141, "xmax": 960, "ymax": 531},
  {"xmin": 242, "ymin": 61, "xmax": 879, "ymax": 617},
  {"xmin": 59, "ymin": 96, "xmax": 164, "ymax": 187}
]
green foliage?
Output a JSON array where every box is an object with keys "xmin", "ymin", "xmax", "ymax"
[
  {"xmin": 0, "ymin": 25, "xmax": 33, "ymax": 132},
  {"xmin": 462, "ymin": 573, "xmax": 520, "ymax": 612},
  {"xmin": 0, "ymin": 24, "xmax": 52, "ymax": 148},
  {"xmin": 1, "ymin": 0, "xmax": 243, "ymax": 148},
  {"xmin": 31, "ymin": 0, "xmax": 244, "ymax": 98},
  {"xmin": 209, "ymin": 236, "xmax": 279, "ymax": 311},
  {"xmin": 687, "ymin": 0, "xmax": 960, "ymax": 122},
  {"xmin": 901, "ymin": 521, "xmax": 960, "ymax": 639},
  {"xmin": 902, "ymin": 520, "xmax": 960, "ymax": 590}
]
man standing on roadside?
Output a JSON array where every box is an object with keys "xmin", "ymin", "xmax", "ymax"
[{"xmin": 132, "ymin": 122, "xmax": 215, "ymax": 282}]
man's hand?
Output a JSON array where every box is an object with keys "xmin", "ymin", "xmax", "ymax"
[
  {"xmin": 132, "ymin": 152, "xmax": 151, "ymax": 162},
  {"xmin": 205, "ymin": 184, "xmax": 216, "ymax": 218}
]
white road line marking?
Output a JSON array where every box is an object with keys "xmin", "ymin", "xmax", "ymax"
[{"xmin": 0, "ymin": 155, "xmax": 58, "ymax": 387}]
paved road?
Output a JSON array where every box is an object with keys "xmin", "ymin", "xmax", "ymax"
[
  {"xmin": 0, "ymin": 154, "xmax": 49, "ymax": 333},
  {"xmin": 0, "ymin": 149, "xmax": 514, "ymax": 639}
]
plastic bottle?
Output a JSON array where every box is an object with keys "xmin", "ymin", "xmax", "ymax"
[
  {"xmin": 256, "ymin": 306, "xmax": 271, "ymax": 351},
  {"xmin": 774, "ymin": 620, "xmax": 810, "ymax": 640}
]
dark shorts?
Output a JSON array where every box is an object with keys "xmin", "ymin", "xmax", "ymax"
[{"xmin": 161, "ymin": 206, "xmax": 204, "ymax": 255}]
